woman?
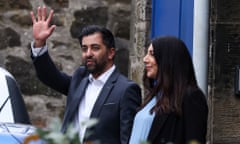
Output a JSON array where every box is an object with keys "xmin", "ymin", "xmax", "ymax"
[{"xmin": 129, "ymin": 36, "xmax": 208, "ymax": 144}]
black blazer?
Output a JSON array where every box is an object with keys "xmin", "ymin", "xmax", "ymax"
[
  {"xmin": 32, "ymin": 52, "xmax": 142, "ymax": 144},
  {"xmin": 147, "ymin": 88, "xmax": 208, "ymax": 144}
]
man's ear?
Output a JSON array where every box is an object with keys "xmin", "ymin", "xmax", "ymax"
[{"xmin": 108, "ymin": 48, "xmax": 115, "ymax": 59}]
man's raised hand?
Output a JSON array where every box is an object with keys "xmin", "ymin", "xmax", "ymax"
[{"xmin": 30, "ymin": 6, "xmax": 56, "ymax": 47}]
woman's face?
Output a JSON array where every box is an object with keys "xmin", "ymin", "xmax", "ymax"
[{"xmin": 143, "ymin": 44, "xmax": 158, "ymax": 79}]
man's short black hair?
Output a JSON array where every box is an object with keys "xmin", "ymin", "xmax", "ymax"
[{"xmin": 78, "ymin": 25, "xmax": 115, "ymax": 49}]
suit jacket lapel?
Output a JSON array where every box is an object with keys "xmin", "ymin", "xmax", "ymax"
[
  {"xmin": 147, "ymin": 113, "xmax": 169, "ymax": 142},
  {"xmin": 90, "ymin": 70, "xmax": 119, "ymax": 118},
  {"xmin": 67, "ymin": 77, "xmax": 89, "ymax": 119}
]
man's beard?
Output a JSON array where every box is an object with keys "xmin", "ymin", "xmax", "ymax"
[{"xmin": 85, "ymin": 59, "xmax": 107, "ymax": 76}]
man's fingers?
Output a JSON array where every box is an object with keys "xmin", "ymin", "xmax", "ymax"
[
  {"xmin": 46, "ymin": 10, "xmax": 54, "ymax": 24},
  {"xmin": 49, "ymin": 25, "xmax": 56, "ymax": 35},
  {"xmin": 34, "ymin": 6, "xmax": 53, "ymax": 22},
  {"xmin": 37, "ymin": 6, "xmax": 41, "ymax": 21},
  {"xmin": 30, "ymin": 11, "xmax": 36, "ymax": 24},
  {"xmin": 42, "ymin": 6, "xmax": 46, "ymax": 21}
]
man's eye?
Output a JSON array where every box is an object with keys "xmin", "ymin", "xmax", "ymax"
[
  {"xmin": 82, "ymin": 47, "xmax": 88, "ymax": 52},
  {"xmin": 92, "ymin": 46, "xmax": 100, "ymax": 51}
]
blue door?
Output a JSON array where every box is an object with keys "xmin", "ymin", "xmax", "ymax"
[{"xmin": 151, "ymin": 0, "xmax": 194, "ymax": 55}]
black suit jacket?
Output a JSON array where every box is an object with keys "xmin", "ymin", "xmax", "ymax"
[
  {"xmin": 147, "ymin": 88, "xmax": 208, "ymax": 144},
  {"xmin": 32, "ymin": 52, "xmax": 142, "ymax": 144}
]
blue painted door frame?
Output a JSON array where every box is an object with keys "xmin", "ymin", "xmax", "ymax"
[{"xmin": 151, "ymin": 0, "xmax": 194, "ymax": 55}]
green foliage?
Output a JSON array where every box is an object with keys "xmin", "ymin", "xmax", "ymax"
[
  {"xmin": 27, "ymin": 117, "xmax": 201, "ymax": 144},
  {"xmin": 139, "ymin": 140, "xmax": 201, "ymax": 144},
  {"xmin": 140, "ymin": 141, "xmax": 151, "ymax": 144},
  {"xmin": 36, "ymin": 117, "xmax": 98, "ymax": 144}
]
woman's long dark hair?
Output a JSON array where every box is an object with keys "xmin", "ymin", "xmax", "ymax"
[{"xmin": 142, "ymin": 36, "xmax": 198, "ymax": 115}]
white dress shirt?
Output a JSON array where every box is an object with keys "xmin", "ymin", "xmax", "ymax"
[
  {"xmin": 31, "ymin": 41, "xmax": 48, "ymax": 57},
  {"xmin": 77, "ymin": 65, "xmax": 115, "ymax": 142}
]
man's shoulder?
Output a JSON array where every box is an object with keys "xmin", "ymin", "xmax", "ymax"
[
  {"xmin": 74, "ymin": 66, "xmax": 88, "ymax": 75},
  {"xmin": 114, "ymin": 72, "xmax": 139, "ymax": 87}
]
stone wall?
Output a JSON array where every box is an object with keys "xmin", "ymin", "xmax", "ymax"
[
  {"xmin": 129, "ymin": 0, "xmax": 151, "ymax": 91},
  {"xmin": 209, "ymin": 0, "xmax": 240, "ymax": 143},
  {"xmin": 0, "ymin": 0, "xmax": 136, "ymax": 127}
]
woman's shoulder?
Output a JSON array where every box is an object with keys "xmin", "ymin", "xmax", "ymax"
[
  {"xmin": 185, "ymin": 86, "xmax": 205, "ymax": 97},
  {"xmin": 182, "ymin": 87, "xmax": 208, "ymax": 114},
  {"xmin": 183, "ymin": 87, "xmax": 207, "ymax": 106}
]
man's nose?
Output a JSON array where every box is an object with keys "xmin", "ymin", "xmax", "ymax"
[{"xmin": 86, "ymin": 48, "xmax": 93, "ymax": 56}]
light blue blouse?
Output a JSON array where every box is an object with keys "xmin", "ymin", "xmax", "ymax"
[{"xmin": 129, "ymin": 97, "xmax": 156, "ymax": 144}]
